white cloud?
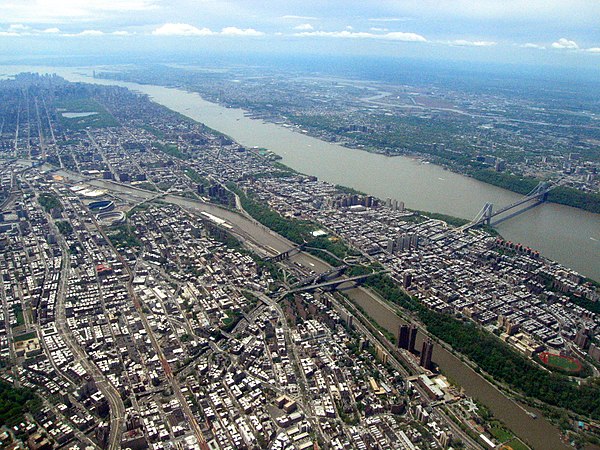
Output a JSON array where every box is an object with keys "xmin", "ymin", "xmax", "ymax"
[
  {"xmin": 8, "ymin": 24, "xmax": 30, "ymax": 31},
  {"xmin": 587, "ymin": 47, "xmax": 600, "ymax": 53},
  {"xmin": 61, "ymin": 29, "xmax": 105, "ymax": 36},
  {"xmin": 294, "ymin": 31, "xmax": 373, "ymax": 39},
  {"xmin": 152, "ymin": 23, "xmax": 213, "ymax": 36},
  {"xmin": 0, "ymin": 31, "xmax": 21, "ymax": 37},
  {"xmin": 152, "ymin": 23, "xmax": 264, "ymax": 37},
  {"xmin": 294, "ymin": 23, "xmax": 313, "ymax": 31},
  {"xmin": 77, "ymin": 29, "xmax": 104, "ymax": 36},
  {"xmin": 281, "ymin": 15, "xmax": 319, "ymax": 20},
  {"xmin": 521, "ymin": 43, "xmax": 545, "ymax": 49},
  {"xmin": 0, "ymin": 0, "xmax": 158, "ymax": 24},
  {"xmin": 448, "ymin": 39, "xmax": 496, "ymax": 47},
  {"xmin": 220, "ymin": 27, "xmax": 264, "ymax": 37},
  {"xmin": 370, "ymin": 27, "xmax": 389, "ymax": 32},
  {"xmin": 112, "ymin": 30, "xmax": 130, "ymax": 35},
  {"xmin": 385, "ymin": 32, "xmax": 426, "ymax": 42},
  {"xmin": 551, "ymin": 38, "xmax": 578, "ymax": 49},
  {"xmin": 294, "ymin": 30, "xmax": 426, "ymax": 42},
  {"xmin": 43, "ymin": 27, "xmax": 61, "ymax": 33}
]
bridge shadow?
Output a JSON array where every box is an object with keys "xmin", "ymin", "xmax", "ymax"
[{"xmin": 492, "ymin": 201, "xmax": 542, "ymax": 226}]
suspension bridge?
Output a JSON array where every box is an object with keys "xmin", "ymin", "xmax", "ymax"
[{"xmin": 457, "ymin": 180, "xmax": 556, "ymax": 232}]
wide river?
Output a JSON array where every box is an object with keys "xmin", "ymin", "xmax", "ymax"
[
  {"xmin": 4, "ymin": 65, "xmax": 599, "ymax": 282},
  {"xmin": 4, "ymin": 66, "xmax": 588, "ymax": 448}
]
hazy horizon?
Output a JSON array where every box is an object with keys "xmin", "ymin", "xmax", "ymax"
[{"xmin": 1, "ymin": 0, "xmax": 599, "ymax": 75}]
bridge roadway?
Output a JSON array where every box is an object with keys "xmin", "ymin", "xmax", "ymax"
[
  {"xmin": 289, "ymin": 265, "xmax": 348, "ymax": 290},
  {"xmin": 75, "ymin": 176, "xmax": 568, "ymax": 449},
  {"xmin": 285, "ymin": 271, "xmax": 388, "ymax": 295},
  {"xmin": 458, "ymin": 182, "xmax": 553, "ymax": 232}
]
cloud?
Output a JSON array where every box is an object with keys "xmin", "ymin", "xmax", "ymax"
[
  {"xmin": 0, "ymin": 24, "xmax": 30, "ymax": 36},
  {"xmin": 551, "ymin": 38, "xmax": 579, "ymax": 49},
  {"xmin": 152, "ymin": 23, "xmax": 264, "ymax": 37},
  {"xmin": 385, "ymin": 32, "xmax": 426, "ymax": 42},
  {"xmin": 521, "ymin": 43, "xmax": 545, "ymax": 50},
  {"xmin": 152, "ymin": 23, "xmax": 213, "ymax": 36},
  {"xmin": 220, "ymin": 27, "xmax": 264, "ymax": 37},
  {"xmin": 370, "ymin": 27, "xmax": 389, "ymax": 32},
  {"xmin": 587, "ymin": 47, "xmax": 600, "ymax": 53},
  {"xmin": 112, "ymin": 30, "xmax": 130, "ymax": 35},
  {"xmin": 294, "ymin": 30, "xmax": 426, "ymax": 42},
  {"xmin": 78, "ymin": 29, "xmax": 104, "ymax": 36},
  {"xmin": 8, "ymin": 24, "xmax": 30, "ymax": 31},
  {"xmin": 61, "ymin": 29, "xmax": 110, "ymax": 37},
  {"xmin": 43, "ymin": 27, "xmax": 61, "ymax": 33},
  {"xmin": 293, "ymin": 30, "xmax": 371, "ymax": 39},
  {"xmin": 293, "ymin": 23, "xmax": 313, "ymax": 31},
  {"xmin": 448, "ymin": 39, "xmax": 496, "ymax": 47},
  {"xmin": 281, "ymin": 15, "xmax": 319, "ymax": 20}
]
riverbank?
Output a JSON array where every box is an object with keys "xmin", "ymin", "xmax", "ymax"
[
  {"xmin": 228, "ymin": 186, "xmax": 574, "ymax": 448},
  {"xmin": 4, "ymin": 65, "xmax": 597, "ymax": 280},
  {"xmin": 91, "ymin": 71, "xmax": 600, "ymax": 281},
  {"xmin": 126, "ymin": 74, "xmax": 600, "ymax": 217}
]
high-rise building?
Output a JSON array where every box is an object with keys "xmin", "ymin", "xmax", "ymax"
[
  {"xmin": 387, "ymin": 239, "xmax": 395, "ymax": 254},
  {"xmin": 403, "ymin": 271, "xmax": 413, "ymax": 288},
  {"xmin": 440, "ymin": 431, "xmax": 453, "ymax": 448},
  {"xmin": 410, "ymin": 233, "xmax": 419, "ymax": 249},
  {"xmin": 420, "ymin": 339, "xmax": 434, "ymax": 370},
  {"xmin": 398, "ymin": 325, "xmax": 410, "ymax": 349},
  {"xmin": 575, "ymin": 328, "xmax": 589, "ymax": 349},
  {"xmin": 408, "ymin": 325, "xmax": 418, "ymax": 354},
  {"xmin": 589, "ymin": 344, "xmax": 600, "ymax": 363}
]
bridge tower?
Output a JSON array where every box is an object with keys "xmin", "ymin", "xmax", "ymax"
[{"xmin": 482, "ymin": 202, "xmax": 493, "ymax": 225}]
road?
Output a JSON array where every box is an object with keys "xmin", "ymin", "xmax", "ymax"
[
  {"xmin": 85, "ymin": 201, "xmax": 211, "ymax": 450},
  {"xmin": 51, "ymin": 214, "xmax": 125, "ymax": 450},
  {"xmin": 59, "ymin": 172, "xmax": 568, "ymax": 449}
]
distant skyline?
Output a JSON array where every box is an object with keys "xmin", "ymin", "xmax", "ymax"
[{"xmin": 1, "ymin": 0, "xmax": 599, "ymax": 69}]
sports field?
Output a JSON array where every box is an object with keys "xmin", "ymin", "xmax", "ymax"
[{"xmin": 537, "ymin": 351, "xmax": 582, "ymax": 373}]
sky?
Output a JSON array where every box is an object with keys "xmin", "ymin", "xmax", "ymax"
[{"xmin": 0, "ymin": 0, "xmax": 599, "ymax": 69}]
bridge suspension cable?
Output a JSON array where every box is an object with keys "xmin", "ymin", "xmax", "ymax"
[{"xmin": 458, "ymin": 180, "xmax": 555, "ymax": 232}]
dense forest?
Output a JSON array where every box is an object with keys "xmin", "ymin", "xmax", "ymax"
[
  {"xmin": 38, "ymin": 193, "xmax": 63, "ymax": 213},
  {"xmin": 0, "ymin": 381, "xmax": 40, "ymax": 426}
]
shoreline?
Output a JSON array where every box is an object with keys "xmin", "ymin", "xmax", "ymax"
[{"xmin": 158, "ymin": 77, "xmax": 600, "ymax": 217}]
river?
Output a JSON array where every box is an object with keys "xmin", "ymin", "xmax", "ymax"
[
  {"xmin": 3, "ymin": 65, "xmax": 598, "ymax": 279},
  {"xmin": 12, "ymin": 65, "xmax": 594, "ymax": 281},
  {"xmin": 81, "ymin": 176, "xmax": 569, "ymax": 449}
]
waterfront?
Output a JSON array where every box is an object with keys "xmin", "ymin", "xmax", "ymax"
[
  {"xmin": 54, "ymin": 67, "xmax": 600, "ymax": 281},
  {"xmin": 347, "ymin": 287, "xmax": 568, "ymax": 450},
  {"xmin": 84, "ymin": 176, "xmax": 569, "ymax": 450},
  {"xmin": 3, "ymin": 67, "xmax": 584, "ymax": 447},
  {"xmin": 2, "ymin": 65, "xmax": 598, "ymax": 279}
]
